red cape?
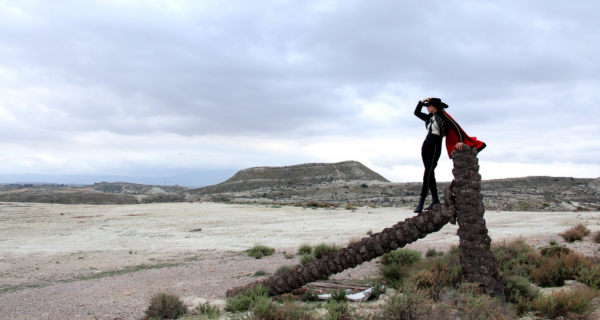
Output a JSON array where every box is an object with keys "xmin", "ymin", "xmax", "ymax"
[{"xmin": 444, "ymin": 112, "xmax": 485, "ymax": 158}]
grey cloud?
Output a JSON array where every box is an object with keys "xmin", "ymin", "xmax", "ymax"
[{"xmin": 1, "ymin": 0, "xmax": 599, "ymax": 168}]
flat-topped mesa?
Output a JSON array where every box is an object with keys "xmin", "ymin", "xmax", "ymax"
[
  {"xmin": 226, "ymin": 146, "xmax": 505, "ymax": 300},
  {"xmin": 197, "ymin": 161, "xmax": 389, "ymax": 194}
]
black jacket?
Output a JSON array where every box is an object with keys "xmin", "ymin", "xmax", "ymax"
[{"xmin": 414, "ymin": 101, "xmax": 464, "ymax": 143}]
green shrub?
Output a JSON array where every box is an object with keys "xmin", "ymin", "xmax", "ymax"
[
  {"xmin": 225, "ymin": 285, "xmax": 269, "ymax": 312},
  {"xmin": 492, "ymin": 238, "xmax": 540, "ymax": 278},
  {"xmin": 144, "ymin": 292, "xmax": 187, "ymax": 320},
  {"xmin": 534, "ymin": 288, "xmax": 598, "ymax": 319},
  {"xmin": 325, "ymin": 300, "xmax": 350, "ymax": 320},
  {"xmin": 247, "ymin": 245, "xmax": 275, "ymax": 259},
  {"xmin": 253, "ymin": 270, "xmax": 267, "ymax": 277},
  {"xmin": 366, "ymin": 229, "xmax": 373, "ymax": 235},
  {"xmin": 425, "ymin": 248, "xmax": 443, "ymax": 258},
  {"xmin": 330, "ymin": 288, "xmax": 347, "ymax": 302},
  {"xmin": 196, "ymin": 302, "xmax": 220, "ymax": 319},
  {"xmin": 503, "ymin": 275, "xmax": 539, "ymax": 315},
  {"xmin": 300, "ymin": 254, "xmax": 315, "ymax": 265},
  {"xmin": 438, "ymin": 283, "xmax": 515, "ymax": 320},
  {"xmin": 380, "ymin": 264, "xmax": 410, "ymax": 286},
  {"xmin": 577, "ymin": 264, "xmax": 600, "ymax": 289},
  {"xmin": 249, "ymin": 300, "xmax": 315, "ymax": 320},
  {"xmin": 595, "ymin": 231, "xmax": 600, "ymax": 244},
  {"xmin": 301, "ymin": 290, "xmax": 319, "ymax": 302},
  {"xmin": 313, "ymin": 243, "xmax": 340, "ymax": 259},
  {"xmin": 379, "ymin": 284, "xmax": 442, "ymax": 320},
  {"xmin": 275, "ymin": 265, "xmax": 293, "ymax": 275},
  {"xmin": 549, "ymin": 239, "xmax": 559, "ymax": 246},
  {"xmin": 530, "ymin": 251, "xmax": 595, "ymax": 287},
  {"xmin": 298, "ymin": 243, "xmax": 313, "ymax": 255},
  {"xmin": 381, "ymin": 249, "xmax": 422, "ymax": 266},
  {"xmin": 540, "ymin": 245, "xmax": 571, "ymax": 257}
]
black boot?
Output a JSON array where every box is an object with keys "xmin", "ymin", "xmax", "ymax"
[
  {"xmin": 414, "ymin": 197, "xmax": 425, "ymax": 213},
  {"xmin": 424, "ymin": 193, "xmax": 440, "ymax": 211}
]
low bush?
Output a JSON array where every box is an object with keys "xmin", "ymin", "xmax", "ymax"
[
  {"xmin": 438, "ymin": 283, "xmax": 516, "ymax": 320},
  {"xmin": 330, "ymin": 288, "xmax": 347, "ymax": 302},
  {"xmin": 503, "ymin": 275, "xmax": 539, "ymax": 315},
  {"xmin": 275, "ymin": 265, "xmax": 293, "ymax": 275},
  {"xmin": 549, "ymin": 239, "xmax": 559, "ymax": 246},
  {"xmin": 249, "ymin": 300, "xmax": 315, "ymax": 320},
  {"xmin": 595, "ymin": 231, "xmax": 600, "ymax": 244},
  {"xmin": 301, "ymin": 290, "xmax": 319, "ymax": 302},
  {"xmin": 247, "ymin": 245, "xmax": 275, "ymax": 259},
  {"xmin": 325, "ymin": 300, "xmax": 351, "ymax": 320},
  {"xmin": 366, "ymin": 229, "xmax": 373, "ymax": 235},
  {"xmin": 540, "ymin": 245, "xmax": 571, "ymax": 257},
  {"xmin": 196, "ymin": 302, "xmax": 220, "ymax": 319},
  {"xmin": 144, "ymin": 292, "xmax": 187, "ymax": 320},
  {"xmin": 253, "ymin": 270, "xmax": 267, "ymax": 277},
  {"xmin": 225, "ymin": 285, "xmax": 269, "ymax": 312},
  {"xmin": 380, "ymin": 249, "xmax": 422, "ymax": 266},
  {"xmin": 425, "ymin": 248, "xmax": 443, "ymax": 258},
  {"xmin": 530, "ymin": 251, "xmax": 594, "ymax": 287},
  {"xmin": 298, "ymin": 243, "xmax": 313, "ymax": 255},
  {"xmin": 379, "ymin": 284, "xmax": 451, "ymax": 320},
  {"xmin": 559, "ymin": 224, "xmax": 590, "ymax": 242},
  {"xmin": 534, "ymin": 287, "xmax": 598, "ymax": 319},
  {"xmin": 300, "ymin": 254, "xmax": 315, "ymax": 265},
  {"xmin": 492, "ymin": 238, "xmax": 540, "ymax": 278},
  {"xmin": 313, "ymin": 243, "xmax": 340, "ymax": 259}
]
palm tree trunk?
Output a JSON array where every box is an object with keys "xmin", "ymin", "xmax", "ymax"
[{"xmin": 226, "ymin": 146, "xmax": 504, "ymax": 299}]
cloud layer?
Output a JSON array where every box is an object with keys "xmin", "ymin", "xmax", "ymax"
[{"xmin": 1, "ymin": 0, "xmax": 599, "ymax": 183}]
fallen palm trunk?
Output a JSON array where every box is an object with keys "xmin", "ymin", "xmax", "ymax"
[
  {"xmin": 226, "ymin": 199, "xmax": 455, "ymax": 297},
  {"xmin": 226, "ymin": 146, "xmax": 504, "ymax": 299}
]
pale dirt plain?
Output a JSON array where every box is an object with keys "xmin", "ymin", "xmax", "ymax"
[{"xmin": 1, "ymin": 201, "xmax": 600, "ymax": 320}]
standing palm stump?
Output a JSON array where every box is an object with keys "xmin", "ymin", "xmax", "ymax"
[
  {"xmin": 226, "ymin": 146, "xmax": 504, "ymax": 299},
  {"xmin": 450, "ymin": 145, "xmax": 504, "ymax": 298}
]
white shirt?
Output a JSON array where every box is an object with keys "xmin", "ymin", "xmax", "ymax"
[{"xmin": 427, "ymin": 118, "xmax": 441, "ymax": 135}]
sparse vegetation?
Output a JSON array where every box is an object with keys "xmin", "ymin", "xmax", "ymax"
[
  {"xmin": 253, "ymin": 270, "xmax": 267, "ymax": 277},
  {"xmin": 247, "ymin": 245, "xmax": 275, "ymax": 259},
  {"xmin": 189, "ymin": 228, "xmax": 202, "ymax": 232},
  {"xmin": 298, "ymin": 243, "xmax": 313, "ymax": 255},
  {"xmin": 144, "ymin": 292, "xmax": 187, "ymax": 320},
  {"xmin": 275, "ymin": 265, "xmax": 293, "ymax": 275},
  {"xmin": 196, "ymin": 301, "xmax": 220, "ymax": 319},
  {"xmin": 595, "ymin": 231, "xmax": 600, "ymax": 244},
  {"xmin": 325, "ymin": 300, "xmax": 351, "ymax": 320},
  {"xmin": 301, "ymin": 290, "xmax": 319, "ymax": 302},
  {"xmin": 559, "ymin": 224, "xmax": 591, "ymax": 242},
  {"xmin": 549, "ymin": 238, "xmax": 559, "ymax": 246},
  {"xmin": 330, "ymin": 288, "xmax": 347, "ymax": 302},
  {"xmin": 366, "ymin": 229, "xmax": 373, "ymax": 235},
  {"xmin": 225, "ymin": 285, "xmax": 269, "ymax": 312},
  {"xmin": 313, "ymin": 243, "xmax": 340, "ymax": 259},
  {"xmin": 534, "ymin": 288, "xmax": 598, "ymax": 319},
  {"xmin": 300, "ymin": 254, "xmax": 315, "ymax": 265}
]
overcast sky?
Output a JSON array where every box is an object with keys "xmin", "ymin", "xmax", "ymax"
[{"xmin": 1, "ymin": 0, "xmax": 599, "ymax": 184}]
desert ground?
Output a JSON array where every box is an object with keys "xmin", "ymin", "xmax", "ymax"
[{"xmin": 1, "ymin": 201, "xmax": 599, "ymax": 319}]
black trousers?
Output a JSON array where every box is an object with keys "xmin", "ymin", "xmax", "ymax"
[{"xmin": 420, "ymin": 134, "xmax": 442, "ymax": 200}]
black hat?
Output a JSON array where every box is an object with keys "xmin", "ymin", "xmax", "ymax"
[{"xmin": 423, "ymin": 98, "xmax": 448, "ymax": 109}]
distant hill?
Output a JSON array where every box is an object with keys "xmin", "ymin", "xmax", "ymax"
[{"xmin": 193, "ymin": 161, "xmax": 389, "ymax": 194}]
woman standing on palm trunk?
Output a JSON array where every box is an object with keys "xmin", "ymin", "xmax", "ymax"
[{"xmin": 413, "ymin": 97, "xmax": 486, "ymax": 213}]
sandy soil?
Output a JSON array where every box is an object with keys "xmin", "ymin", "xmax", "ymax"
[{"xmin": 1, "ymin": 202, "xmax": 599, "ymax": 320}]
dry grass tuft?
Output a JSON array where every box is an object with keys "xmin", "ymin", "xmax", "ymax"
[
  {"xmin": 559, "ymin": 224, "xmax": 590, "ymax": 242},
  {"xmin": 144, "ymin": 292, "xmax": 187, "ymax": 320}
]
